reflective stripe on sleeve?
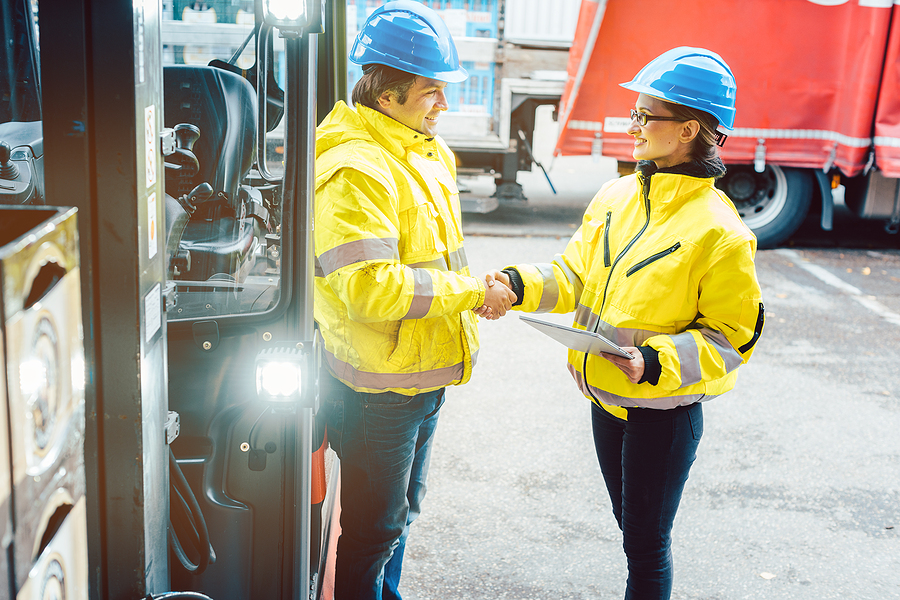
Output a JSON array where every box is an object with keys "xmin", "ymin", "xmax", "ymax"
[
  {"xmin": 408, "ymin": 247, "xmax": 469, "ymax": 273},
  {"xmin": 408, "ymin": 258, "xmax": 446, "ymax": 270},
  {"xmin": 672, "ymin": 331, "xmax": 703, "ymax": 387},
  {"xmin": 449, "ymin": 247, "xmax": 468, "ymax": 271},
  {"xmin": 554, "ymin": 253, "xmax": 584, "ymax": 305},
  {"xmin": 536, "ymin": 263, "xmax": 559, "ymax": 312},
  {"xmin": 317, "ymin": 237, "xmax": 400, "ymax": 276},
  {"xmin": 701, "ymin": 328, "xmax": 743, "ymax": 374},
  {"xmin": 403, "ymin": 269, "xmax": 435, "ymax": 319}
]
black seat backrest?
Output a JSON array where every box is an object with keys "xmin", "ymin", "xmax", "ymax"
[{"xmin": 163, "ymin": 65, "xmax": 257, "ymax": 203}]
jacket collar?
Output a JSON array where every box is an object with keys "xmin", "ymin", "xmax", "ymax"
[
  {"xmin": 634, "ymin": 158, "xmax": 726, "ymax": 209},
  {"xmin": 356, "ymin": 104, "xmax": 435, "ymax": 157},
  {"xmin": 636, "ymin": 158, "xmax": 726, "ymax": 179},
  {"xmin": 315, "ymin": 101, "xmax": 436, "ymax": 161}
]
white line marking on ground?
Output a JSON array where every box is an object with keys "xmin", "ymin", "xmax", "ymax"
[{"xmin": 776, "ymin": 248, "xmax": 900, "ymax": 327}]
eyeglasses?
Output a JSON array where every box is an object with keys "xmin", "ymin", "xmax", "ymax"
[{"xmin": 630, "ymin": 109, "xmax": 688, "ymax": 127}]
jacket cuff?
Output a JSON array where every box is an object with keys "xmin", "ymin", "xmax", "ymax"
[
  {"xmin": 637, "ymin": 345, "xmax": 661, "ymax": 386},
  {"xmin": 502, "ymin": 268, "xmax": 524, "ymax": 306},
  {"xmin": 472, "ymin": 278, "xmax": 486, "ymax": 310}
]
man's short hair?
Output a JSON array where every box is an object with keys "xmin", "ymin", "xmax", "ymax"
[{"xmin": 352, "ymin": 64, "xmax": 418, "ymax": 110}]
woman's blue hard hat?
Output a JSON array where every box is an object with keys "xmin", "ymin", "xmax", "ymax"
[
  {"xmin": 350, "ymin": 0, "xmax": 468, "ymax": 84},
  {"xmin": 620, "ymin": 47, "xmax": 737, "ymax": 130}
]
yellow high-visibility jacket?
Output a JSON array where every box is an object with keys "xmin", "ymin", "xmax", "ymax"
[
  {"xmin": 509, "ymin": 164, "xmax": 764, "ymax": 419},
  {"xmin": 314, "ymin": 101, "xmax": 484, "ymax": 395}
]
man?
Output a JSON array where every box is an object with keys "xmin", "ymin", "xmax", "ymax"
[{"xmin": 313, "ymin": 2, "xmax": 516, "ymax": 598}]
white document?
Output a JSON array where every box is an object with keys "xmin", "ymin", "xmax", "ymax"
[{"xmin": 519, "ymin": 315, "xmax": 635, "ymax": 360}]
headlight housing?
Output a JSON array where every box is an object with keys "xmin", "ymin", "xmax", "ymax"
[
  {"xmin": 261, "ymin": 0, "xmax": 309, "ymax": 30},
  {"xmin": 255, "ymin": 344, "xmax": 310, "ymax": 405}
]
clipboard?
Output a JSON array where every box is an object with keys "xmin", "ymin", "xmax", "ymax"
[{"xmin": 519, "ymin": 314, "xmax": 635, "ymax": 360}]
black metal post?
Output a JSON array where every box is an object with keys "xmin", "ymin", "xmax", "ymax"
[{"xmin": 40, "ymin": 0, "xmax": 170, "ymax": 597}]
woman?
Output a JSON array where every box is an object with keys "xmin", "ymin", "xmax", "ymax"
[{"xmin": 489, "ymin": 47, "xmax": 764, "ymax": 599}]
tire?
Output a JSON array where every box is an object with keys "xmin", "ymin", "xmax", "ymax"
[{"xmin": 716, "ymin": 165, "xmax": 813, "ymax": 248}]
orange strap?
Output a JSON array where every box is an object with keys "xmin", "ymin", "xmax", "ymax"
[{"xmin": 311, "ymin": 431, "xmax": 328, "ymax": 505}]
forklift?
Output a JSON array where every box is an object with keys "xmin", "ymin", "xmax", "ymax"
[{"xmin": 0, "ymin": 0, "xmax": 346, "ymax": 598}]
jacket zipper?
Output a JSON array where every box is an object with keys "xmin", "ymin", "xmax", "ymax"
[
  {"xmin": 625, "ymin": 242, "xmax": 682, "ymax": 277},
  {"xmin": 739, "ymin": 302, "xmax": 765, "ymax": 353},
  {"xmin": 583, "ymin": 172, "xmax": 653, "ymax": 399},
  {"xmin": 603, "ymin": 211, "xmax": 612, "ymax": 268}
]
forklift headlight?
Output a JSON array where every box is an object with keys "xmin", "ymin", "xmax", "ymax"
[
  {"xmin": 255, "ymin": 345, "xmax": 307, "ymax": 403},
  {"xmin": 258, "ymin": 360, "xmax": 302, "ymax": 398},
  {"xmin": 261, "ymin": 0, "xmax": 308, "ymax": 29}
]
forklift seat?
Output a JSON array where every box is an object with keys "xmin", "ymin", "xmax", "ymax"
[
  {"xmin": 162, "ymin": 65, "xmax": 260, "ymax": 282},
  {"xmin": 163, "ymin": 65, "xmax": 257, "ymax": 204}
]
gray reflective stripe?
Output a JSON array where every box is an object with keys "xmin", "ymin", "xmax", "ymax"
[
  {"xmin": 700, "ymin": 328, "xmax": 743, "ymax": 374},
  {"xmin": 408, "ymin": 258, "xmax": 447, "ymax": 270},
  {"xmin": 326, "ymin": 350, "xmax": 466, "ymax": 390},
  {"xmin": 569, "ymin": 365, "xmax": 710, "ymax": 410},
  {"xmin": 672, "ymin": 332, "xmax": 702, "ymax": 387},
  {"xmin": 315, "ymin": 257, "xmax": 325, "ymax": 278},
  {"xmin": 536, "ymin": 263, "xmax": 559, "ymax": 312},
  {"xmin": 318, "ymin": 238, "xmax": 399, "ymax": 276},
  {"xmin": 406, "ymin": 248, "xmax": 467, "ymax": 272},
  {"xmin": 553, "ymin": 254, "xmax": 584, "ymax": 303},
  {"xmin": 572, "ymin": 309, "xmax": 657, "ymax": 347},
  {"xmin": 403, "ymin": 270, "xmax": 435, "ymax": 319},
  {"xmin": 574, "ymin": 304, "xmax": 597, "ymax": 329},
  {"xmin": 567, "ymin": 318, "xmax": 738, "ymax": 386},
  {"xmin": 449, "ymin": 247, "xmax": 468, "ymax": 271}
]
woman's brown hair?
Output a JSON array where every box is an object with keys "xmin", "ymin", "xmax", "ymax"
[{"xmin": 664, "ymin": 101, "xmax": 722, "ymax": 171}]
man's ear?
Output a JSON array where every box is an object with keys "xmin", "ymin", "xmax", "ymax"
[
  {"xmin": 377, "ymin": 91, "xmax": 394, "ymax": 110},
  {"xmin": 680, "ymin": 120, "xmax": 701, "ymax": 144}
]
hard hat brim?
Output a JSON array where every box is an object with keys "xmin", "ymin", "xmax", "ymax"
[{"xmin": 620, "ymin": 81, "xmax": 735, "ymax": 131}]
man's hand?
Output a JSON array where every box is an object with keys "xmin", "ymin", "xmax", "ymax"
[{"xmin": 474, "ymin": 272, "xmax": 516, "ymax": 320}]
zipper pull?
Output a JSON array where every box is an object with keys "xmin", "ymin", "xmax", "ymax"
[{"xmin": 604, "ymin": 211, "xmax": 612, "ymax": 268}]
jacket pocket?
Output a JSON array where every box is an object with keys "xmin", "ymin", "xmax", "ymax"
[
  {"xmin": 626, "ymin": 242, "xmax": 681, "ymax": 277},
  {"xmin": 609, "ymin": 237, "xmax": 698, "ymax": 326},
  {"xmin": 399, "ymin": 202, "xmax": 446, "ymax": 263}
]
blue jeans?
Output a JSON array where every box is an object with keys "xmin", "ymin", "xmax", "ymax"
[
  {"xmin": 591, "ymin": 401, "xmax": 703, "ymax": 600},
  {"xmin": 324, "ymin": 371, "xmax": 444, "ymax": 600}
]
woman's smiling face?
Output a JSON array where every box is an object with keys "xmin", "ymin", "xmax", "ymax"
[{"xmin": 627, "ymin": 93, "xmax": 696, "ymax": 169}]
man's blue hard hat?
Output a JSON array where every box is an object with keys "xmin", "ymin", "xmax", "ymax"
[
  {"xmin": 350, "ymin": 0, "xmax": 468, "ymax": 83},
  {"xmin": 620, "ymin": 47, "xmax": 737, "ymax": 131}
]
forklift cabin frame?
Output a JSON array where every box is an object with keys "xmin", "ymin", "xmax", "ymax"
[{"xmin": 1, "ymin": 0, "xmax": 347, "ymax": 598}]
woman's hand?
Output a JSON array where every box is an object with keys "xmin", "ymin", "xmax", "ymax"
[{"xmin": 600, "ymin": 347, "xmax": 644, "ymax": 383}]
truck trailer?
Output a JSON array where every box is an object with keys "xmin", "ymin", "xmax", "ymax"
[{"xmin": 556, "ymin": 0, "xmax": 900, "ymax": 248}]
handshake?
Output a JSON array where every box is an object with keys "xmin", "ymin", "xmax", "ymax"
[{"xmin": 474, "ymin": 269, "xmax": 516, "ymax": 321}]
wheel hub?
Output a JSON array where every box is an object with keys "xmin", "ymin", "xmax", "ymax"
[
  {"xmin": 726, "ymin": 172, "xmax": 757, "ymax": 201},
  {"xmin": 719, "ymin": 167, "xmax": 777, "ymax": 217}
]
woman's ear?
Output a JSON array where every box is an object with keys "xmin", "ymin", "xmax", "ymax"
[{"xmin": 680, "ymin": 120, "xmax": 701, "ymax": 144}]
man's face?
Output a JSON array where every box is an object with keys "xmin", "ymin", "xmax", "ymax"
[{"xmin": 377, "ymin": 76, "xmax": 449, "ymax": 137}]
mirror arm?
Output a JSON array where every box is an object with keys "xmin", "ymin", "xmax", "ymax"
[{"xmin": 256, "ymin": 24, "xmax": 281, "ymax": 185}]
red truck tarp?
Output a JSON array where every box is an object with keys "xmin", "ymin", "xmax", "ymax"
[{"xmin": 556, "ymin": 0, "xmax": 900, "ymax": 178}]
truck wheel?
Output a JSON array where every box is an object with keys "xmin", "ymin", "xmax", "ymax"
[{"xmin": 717, "ymin": 165, "xmax": 813, "ymax": 248}]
